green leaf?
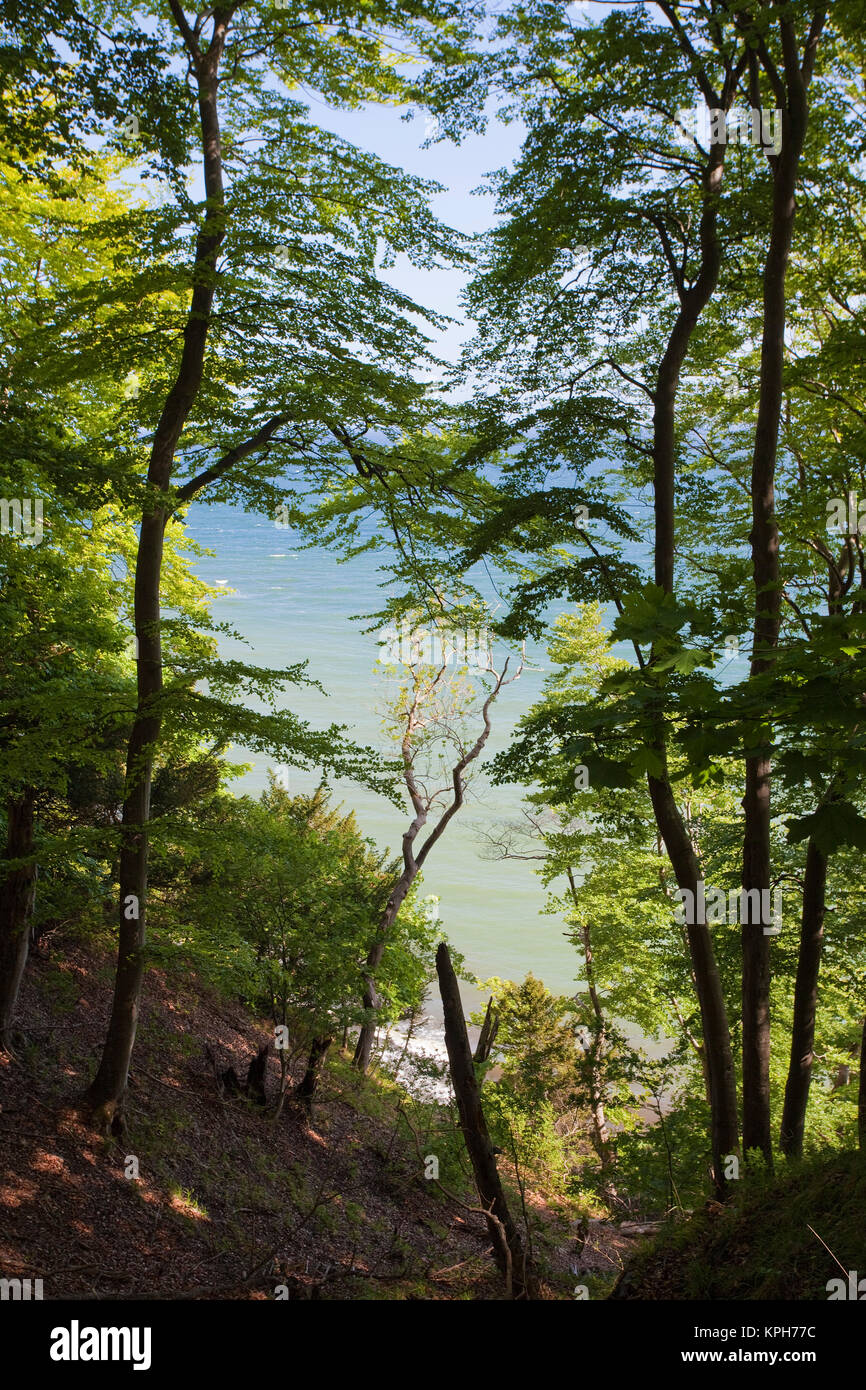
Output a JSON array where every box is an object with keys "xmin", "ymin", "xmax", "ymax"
[{"xmin": 785, "ymin": 802, "xmax": 866, "ymax": 855}]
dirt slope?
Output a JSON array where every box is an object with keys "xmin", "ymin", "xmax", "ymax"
[{"xmin": 0, "ymin": 944, "xmax": 623, "ymax": 1300}]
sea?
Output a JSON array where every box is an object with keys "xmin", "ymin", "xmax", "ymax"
[{"xmin": 184, "ymin": 500, "xmax": 585, "ymax": 1038}]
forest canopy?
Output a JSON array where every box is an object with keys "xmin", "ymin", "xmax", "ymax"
[{"xmin": 0, "ymin": 0, "xmax": 865, "ymax": 1320}]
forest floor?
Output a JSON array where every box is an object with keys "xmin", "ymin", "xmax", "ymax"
[{"xmin": 0, "ymin": 942, "xmax": 645, "ymax": 1300}]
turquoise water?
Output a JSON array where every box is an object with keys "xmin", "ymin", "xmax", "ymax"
[{"xmin": 186, "ymin": 502, "xmax": 582, "ymax": 1015}]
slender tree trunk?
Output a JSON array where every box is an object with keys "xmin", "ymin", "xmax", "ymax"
[
  {"xmin": 353, "ymin": 878, "xmax": 412, "ymax": 1071},
  {"xmin": 588, "ymin": 1028, "xmax": 611, "ymax": 1167},
  {"xmin": 84, "ymin": 513, "xmax": 164, "ymax": 1125},
  {"xmin": 436, "ymin": 942, "xmax": 538, "ymax": 1299},
  {"xmin": 84, "ymin": 24, "xmax": 231, "ymax": 1125},
  {"xmin": 648, "ymin": 775, "xmax": 739, "ymax": 1193},
  {"xmin": 859, "ymin": 1014, "xmax": 866, "ymax": 1153},
  {"xmin": 473, "ymin": 996, "xmax": 499, "ymax": 1078},
  {"xmin": 565, "ymin": 870, "xmax": 613, "ymax": 1171},
  {"xmin": 642, "ymin": 129, "xmax": 740, "ymax": 1194},
  {"xmin": 353, "ymin": 661, "xmax": 516, "ymax": 1072},
  {"xmin": 352, "ymin": 982, "xmax": 380, "ymax": 1071},
  {"xmin": 0, "ymin": 791, "xmax": 36, "ymax": 1051},
  {"xmin": 780, "ymin": 838, "xmax": 826, "ymax": 1157},
  {"xmin": 741, "ymin": 758, "xmax": 774, "ymax": 1163},
  {"xmin": 779, "ymin": 549, "xmax": 840, "ymax": 1155},
  {"xmin": 643, "ymin": 143, "xmax": 737, "ymax": 1192},
  {"xmin": 741, "ymin": 15, "xmax": 821, "ymax": 1163}
]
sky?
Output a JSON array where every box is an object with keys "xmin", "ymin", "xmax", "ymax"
[
  {"xmin": 265, "ymin": 0, "xmax": 623, "ymax": 363},
  {"xmin": 310, "ymin": 96, "xmax": 519, "ymax": 363},
  {"xmin": 120, "ymin": 1, "xmax": 629, "ymax": 366}
]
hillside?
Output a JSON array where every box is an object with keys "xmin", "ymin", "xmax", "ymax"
[
  {"xmin": 0, "ymin": 942, "xmax": 637, "ymax": 1301},
  {"xmin": 612, "ymin": 1153, "xmax": 866, "ymax": 1301},
  {"xmin": 4, "ymin": 939, "xmax": 866, "ymax": 1314}
]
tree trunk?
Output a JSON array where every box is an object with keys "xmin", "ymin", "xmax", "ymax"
[
  {"xmin": 588, "ymin": 1027, "xmax": 612, "ymax": 1169},
  {"xmin": 473, "ymin": 996, "xmax": 499, "ymax": 1075},
  {"xmin": 741, "ymin": 757, "xmax": 774, "ymax": 1164},
  {"xmin": 780, "ymin": 838, "xmax": 826, "ymax": 1156},
  {"xmin": 83, "ymin": 512, "xmax": 163, "ymax": 1128},
  {"xmin": 83, "ymin": 30, "xmax": 230, "ymax": 1125},
  {"xmin": 0, "ymin": 791, "xmax": 36, "ymax": 1051},
  {"xmin": 436, "ymin": 942, "xmax": 538, "ymax": 1299},
  {"xmin": 740, "ymin": 10, "xmax": 823, "ymax": 1166},
  {"xmin": 648, "ymin": 774, "xmax": 739, "ymax": 1195},
  {"xmin": 354, "ymin": 657, "xmax": 517, "ymax": 1072},
  {"xmin": 352, "ymin": 942, "xmax": 385, "ymax": 1073},
  {"xmin": 294, "ymin": 1034, "xmax": 333, "ymax": 1113},
  {"xmin": 352, "ymin": 877, "xmax": 411, "ymax": 1071},
  {"xmin": 565, "ymin": 872, "xmax": 613, "ymax": 1173},
  {"xmin": 644, "ymin": 131, "xmax": 739, "ymax": 1194},
  {"xmin": 859, "ymin": 1014, "xmax": 866, "ymax": 1153}
]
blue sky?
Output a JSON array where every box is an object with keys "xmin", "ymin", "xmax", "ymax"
[
  {"xmin": 292, "ymin": 0, "xmax": 623, "ymax": 362},
  {"xmin": 308, "ymin": 95, "xmax": 523, "ymax": 364}
]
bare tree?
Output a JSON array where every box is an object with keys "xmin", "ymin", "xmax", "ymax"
[{"xmin": 353, "ymin": 625, "xmax": 523, "ymax": 1071}]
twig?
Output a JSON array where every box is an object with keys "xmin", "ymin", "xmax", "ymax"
[
  {"xmin": 429, "ymin": 1250, "xmax": 492, "ymax": 1280},
  {"xmin": 807, "ymin": 1224, "xmax": 849, "ymax": 1277},
  {"xmin": 135, "ymin": 1067, "xmax": 203, "ymax": 1099}
]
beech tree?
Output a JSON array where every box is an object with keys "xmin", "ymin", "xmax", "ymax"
[
  {"xmin": 17, "ymin": 0, "xmax": 480, "ymax": 1127},
  {"xmin": 424, "ymin": 0, "xmax": 849, "ymax": 1185},
  {"xmin": 0, "ymin": 129, "xmax": 369, "ymax": 1056},
  {"xmin": 433, "ymin": 0, "xmax": 754, "ymax": 1187}
]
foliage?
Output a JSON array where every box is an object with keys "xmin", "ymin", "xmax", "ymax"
[{"xmin": 151, "ymin": 778, "xmax": 444, "ymax": 1049}]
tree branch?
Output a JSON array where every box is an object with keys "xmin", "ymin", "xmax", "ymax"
[{"xmin": 173, "ymin": 413, "xmax": 289, "ymax": 507}]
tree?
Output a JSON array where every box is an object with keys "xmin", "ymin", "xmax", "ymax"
[
  {"xmin": 0, "ymin": 133, "xmax": 377, "ymax": 1050},
  {"xmin": 437, "ymin": 941, "xmax": 538, "ymax": 1299},
  {"xmin": 42, "ymin": 0, "xmax": 477, "ymax": 1126},
  {"xmin": 432, "ymin": 0, "xmax": 758, "ymax": 1186},
  {"xmin": 737, "ymin": 0, "xmax": 826, "ymax": 1166},
  {"xmin": 428, "ymin": 0, "xmax": 848, "ymax": 1185},
  {"xmin": 353, "ymin": 610, "xmax": 522, "ymax": 1069}
]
